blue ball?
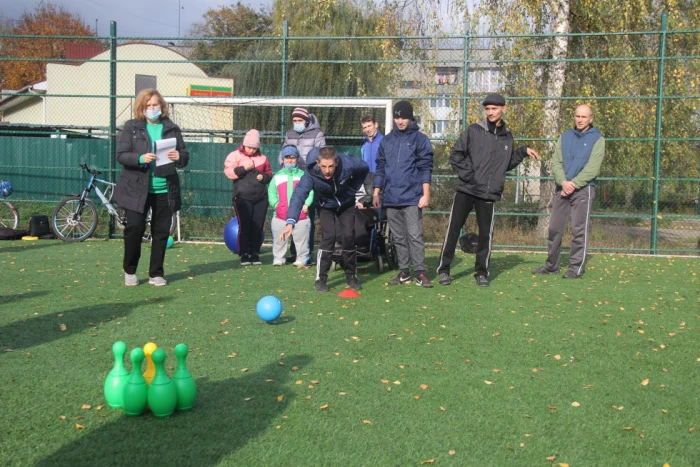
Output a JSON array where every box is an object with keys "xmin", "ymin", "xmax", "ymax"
[
  {"xmin": 256, "ymin": 296, "xmax": 282, "ymax": 322},
  {"xmin": 224, "ymin": 217, "xmax": 240, "ymax": 254},
  {"xmin": 223, "ymin": 217, "xmax": 266, "ymax": 255}
]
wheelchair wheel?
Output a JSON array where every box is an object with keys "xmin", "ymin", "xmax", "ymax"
[
  {"xmin": 385, "ymin": 226, "xmax": 398, "ymax": 271},
  {"xmin": 376, "ymin": 254, "xmax": 384, "ymax": 273}
]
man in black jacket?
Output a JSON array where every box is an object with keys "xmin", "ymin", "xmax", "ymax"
[{"xmin": 436, "ymin": 93, "xmax": 540, "ymax": 287}]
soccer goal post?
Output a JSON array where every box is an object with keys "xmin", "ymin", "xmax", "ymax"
[{"xmin": 165, "ymin": 97, "xmax": 394, "ymax": 140}]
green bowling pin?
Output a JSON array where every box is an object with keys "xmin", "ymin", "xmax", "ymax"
[
  {"xmin": 172, "ymin": 343, "xmax": 197, "ymax": 411},
  {"xmin": 122, "ymin": 348, "xmax": 148, "ymax": 416},
  {"xmin": 104, "ymin": 341, "xmax": 129, "ymax": 409},
  {"xmin": 147, "ymin": 348, "xmax": 177, "ymax": 418}
]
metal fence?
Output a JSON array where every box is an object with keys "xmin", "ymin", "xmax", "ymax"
[{"xmin": 1, "ymin": 16, "xmax": 698, "ymax": 254}]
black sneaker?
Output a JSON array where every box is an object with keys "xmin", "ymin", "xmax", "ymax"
[
  {"xmin": 415, "ymin": 272, "xmax": 434, "ymax": 288},
  {"xmin": 563, "ymin": 270, "xmax": 583, "ymax": 279},
  {"xmin": 438, "ymin": 272, "xmax": 451, "ymax": 285},
  {"xmin": 388, "ymin": 271, "xmax": 411, "ymax": 285},
  {"xmin": 240, "ymin": 254, "xmax": 251, "ymax": 266},
  {"xmin": 315, "ymin": 280, "xmax": 329, "ymax": 292},
  {"xmin": 251, "ymin": 254, "xmax": 262, "ymax": 265},
  {"xmin": 346, "ymin": 276, "xmax": 362, "ymax": 291},
  {"xmin": 532, "ymin": 265, "xmax": 559, "ymax": 275},
  {"xmin": 475, "ymin": 275, "xmax": 490, "ymax": 287},
  {"xmin": 285, "ymin": 256, "xmax": 297, "ymax": 264}
]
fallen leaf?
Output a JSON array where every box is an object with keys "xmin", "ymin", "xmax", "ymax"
[
  {"xmin": 362, "ymin": 419, "xmax": 372, "ymax": 424},
  {"xmin": 240, "ymin": 368, "xmax": 248, "ymax": 372},
  {"xmin": 546, "ymin": 455, "xmax": 556, "ymax": 462},
  {"xmin": 641, "ymin": 378, "xmax": 650, "ymax": 386},
  {"xmin": 59, "ymin": 324, "xmax": 67, "ymax": 332},
  {"xmin": 291, "ymin": 366, "xmax": 299, "ymax": 371},
  {"xmin": 571, "ymin": 401, "xmax": 581, "ymax": 407},
  {"xmin": 81, "ymin": 404, "xmax": 91, "ymax": 410},
  {"xmin": 266, "ymin": 379, "xmax": 274, "ymax": 383},
  {"xmin": 414, "ymin": 395, "xmax": 420, "ymax": 399},
  {"xmin": 319, "ymin": 404, "xmax": 329, "ymax": 410},
  {"xmin": 393, "ymin": 380, "xmax": 401, "ymax": 385},
  {"xmin": 558, "ymin": 463, "xmax": 570, "ymax": 467},
  {"xmin": 420, "ymin": 460, "xmax": 435, "ymax": 465},
  {"xmin": 339, "ymin": 392, "xmax": 347, "ymax": 396},
  {"xmin": 492, "ymin": 332, "xmax": 500, "ymax": 337},
  {"xmin": 277, "ymin": 395, "xmax": 284, "ymax": 402},
  {"xmin": 554, "ymin": 354, "xmax": 561, "ymax": 360},
  {"xmin": 449, "ymin": 450, "xmax": 456, "ymax": 455},
  {"xmin": 295, "ymin": 380, "xmax": 303, "ymax": 385},
  {"xmin": 59, "ymin": 416, "xmax": 66, "ymax": 421},
  {"xmin": 75, "ymin": 424, "xmax": 85, "ymax": 430},
  {"xmin": 420, "ymin": 384, "xmax": 429, "ymax": 390},
  {"xmin": 484, "ymin": 380, "xmax": 493, "ymax": 385},
  {"xmin": 440, "ymin": 406, "xmax": 446, "ymax": 413},
  {"xmin": 622, "ymin": 426, "xmax": 635, "ymax": 431},
  {"xmin": 96, "ymin": 406, "xmax": 103, "ymax": 411},
  {"xmin": 244, "ymin": 397, "xmax": 253, "ymax": 401}
]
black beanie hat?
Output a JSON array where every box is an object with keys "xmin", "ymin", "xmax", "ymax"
[
  {"xmin": 482, "ymin": 93, "xmax": 506, "ymax": 106},
  {"xmin": 393, "ymin": 101, "xmax": 414, "ymax": 120}
]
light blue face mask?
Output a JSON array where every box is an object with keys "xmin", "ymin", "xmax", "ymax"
[
  {"xmin": 284, "ymin": 164, "xmax": 296, "ymax": 170},
  {"xmin": 145, "ymin": 108, "xmax": 162, "ymax": 121},
  {"xmin": 293, "ymin": 123, "xmax": 306, "ymax": 133}
]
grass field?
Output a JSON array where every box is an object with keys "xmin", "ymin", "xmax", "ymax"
[{"xmin": 1, "ymin": 240, "xmax": 698, "ymax": 466}]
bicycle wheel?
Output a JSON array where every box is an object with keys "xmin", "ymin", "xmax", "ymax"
[
  {"xmin": 0, "ymin": 201, "xmax": 19, "ymax": 229},
  {"xmin": 52, "ymin": 197, "xmax": 98, "ymax": 242}
]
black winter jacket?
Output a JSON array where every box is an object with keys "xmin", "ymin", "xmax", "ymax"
[
  {"xmin": 450, "ymin": 119, "xmax": 528, "ymax": 201},
  {"xmin": 114, "ymin": 117, "xmax": 189, "ymax": 213}
]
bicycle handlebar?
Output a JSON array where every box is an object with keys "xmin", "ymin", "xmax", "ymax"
[{"xmin": 80, "ymin": 163, "xmax": 101, "ymax": 176}]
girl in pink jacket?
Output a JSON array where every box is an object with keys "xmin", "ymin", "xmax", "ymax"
[{"xmin": 224, "ymin": 129, "xmax": 272, "ymax": 266}]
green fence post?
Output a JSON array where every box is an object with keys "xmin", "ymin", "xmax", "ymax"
[
  {"xmin": 461, "ymin": 18, "xmax": 470, "ymax": 130},
  {"xmin": 108, "ymin": 21, "xmax": 117, "ymax": 239},
  {"xmin": 651, "ymin": 13, "xmax": 667, "ymax": 254},
  {"xmin": 280, "ymin": 20, "xmax": 289, "ymax": 144}
]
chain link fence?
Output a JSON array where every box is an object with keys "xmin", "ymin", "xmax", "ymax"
[{"xmin": 1, "ymin": 19, "xmax": 698, "ymax": 253}]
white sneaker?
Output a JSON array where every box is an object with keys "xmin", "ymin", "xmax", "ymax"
[
  {"xmin": 273, "ymin": 260, "xmax": 284, "ymax": 266},
  {"xmin": 124, "ymin": 273, "xmax": 138, "ymax": 286},
  {"xmin": 293, "ymin": 261, "xmax": 306, "ymax": 268},
  {"xmin": 149, "ymin": 277, "xmax": 168, "ymax": 286}
]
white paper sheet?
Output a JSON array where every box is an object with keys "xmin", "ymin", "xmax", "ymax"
[{"xmin": 154, "ymin": 138, "xmax": 177, "ymax": 166}]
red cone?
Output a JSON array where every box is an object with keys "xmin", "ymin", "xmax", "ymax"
[{"xmin": 337, "ymin": 289, "xmax": 361, "ymax": 298}]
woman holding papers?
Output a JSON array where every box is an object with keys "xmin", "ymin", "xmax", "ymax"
[{"xmin": 114, "ymin": 88, "xmax": 189, "ymax": 287}]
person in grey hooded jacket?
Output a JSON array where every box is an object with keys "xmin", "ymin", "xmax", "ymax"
[{"xmin": 277, "ymin": 107, "xmax": 326, "ymax": 170}]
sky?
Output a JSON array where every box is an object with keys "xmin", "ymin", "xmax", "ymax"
[{"xmin": 1, "ymin": 0, "xmax": 272, "ymax": 37}]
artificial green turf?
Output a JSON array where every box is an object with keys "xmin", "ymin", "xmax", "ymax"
[{"xmin": 0, "ymin": 240, "xmax": 698, "ymax": 466}]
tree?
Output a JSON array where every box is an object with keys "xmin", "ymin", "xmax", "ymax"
[
  {"xmin": 214, "ymin": 0, "xmax": 406, "ymax": 136},
  {"xmin": 189, "ymin": 2, "xmax": 272, "ymax": 77},
  {"xmin": 0, "ymin": 2, "xmax": 98, "ymax": 90},
  {"xmin": 474, "ymin": 0, "xmax": 700, "ymax": 235}
]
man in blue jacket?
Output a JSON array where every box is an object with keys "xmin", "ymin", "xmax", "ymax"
[
  {"xmin": 281, "ymin": 147, "xmax": 369, "ymax": 293},
  {"xmin": 372, "ymin": 101, "xmax": 434, "ymax": 288},
  {"xmin": 360, "ymin": 115, "xmax": 383, "ymax": 173}
]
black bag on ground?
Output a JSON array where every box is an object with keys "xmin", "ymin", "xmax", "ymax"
[
  {"xmin": 0, "ymin": 227, "xmax": 28, "ymax": 240},
  {"xmin": 459, "ymin": 232, "xmax": 479, "ymax": 254},
  {"xmin": 29, "ymin": 215, "xmax": 50, "ymax": 237}
]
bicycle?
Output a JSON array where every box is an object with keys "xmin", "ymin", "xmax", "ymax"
[
  {"xmin": 0, "ymin": 180, "xmax": 19, "ymax": 229},
  {"xmin": 51, "ymin": 164, "xmax": 175, "ymax": 242}
]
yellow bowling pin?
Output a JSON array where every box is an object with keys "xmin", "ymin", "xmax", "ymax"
[{"xmin": 143, "ymin": 342, "xmax": 158, "ymax": 385}]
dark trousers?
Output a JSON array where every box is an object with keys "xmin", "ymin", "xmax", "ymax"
[
  {"xmin": 436, "ymin": 191, "xmax": 495, "ymax": 277},
  {"xmin": 123, "ymin": 193, "xmax": 172, "ymax": 278},
  {"xmin": 317, "ymin": 206, "xmax": 356, "ymax": 282},
  {"xmin": 233, "ymin": 197, "xmax": 269, "ymax": 256}
]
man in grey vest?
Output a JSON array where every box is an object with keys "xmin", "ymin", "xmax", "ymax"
[{"xmin": 532, "ymin": 105, "xmax": 605, "ymax": 279}]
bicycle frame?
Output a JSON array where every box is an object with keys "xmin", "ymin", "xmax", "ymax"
[{"xmin": 76, "ymin": 172, "xmax": 124, "ymax": 225}]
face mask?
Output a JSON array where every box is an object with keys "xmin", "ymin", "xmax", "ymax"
[
  {"xmin": 145, "ymin": 109, "xmax": 162, "ymax": 121},
  {"xmin": 285, "ymin": 164, "xmax": 297, "ymax": 170},
  {"xmin": 293, "ymin": 123, "xmax": 306, "ymax": 133}
]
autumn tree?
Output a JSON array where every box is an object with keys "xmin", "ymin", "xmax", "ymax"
[
  {"xmin": 474, "ymin": 0, "xmax": 700, "ymax": 235},
  {"xmin": 0, "ymin": 2, "xmax": 98, "ymax": 90},
  {"xmin": 212, "ymin": 0, "xmax": 405, "ymax": 136},
  {"xmin": 189, "ymin": 2, "xmax": 272, "ymax": 77}
]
